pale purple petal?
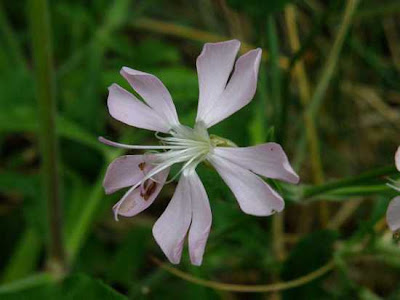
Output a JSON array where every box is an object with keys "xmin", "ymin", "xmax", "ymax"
[
  {"xmin": 187, "ymin": 172, "xmax": 212, "ymax": 266},
  {"xmin": 395, "ymin": 146, "xmax": 400, "ymax": 172},
  {"xmin": 387, "ymin": 196, "xmax": 400, "ymax": 231},
  {"xmin": 107, "ymin": 84, "xmax": 171, "ymax": 132},
  {"xmin": 201, "ymin": 48, "xmax": 262, "ymax": 128},
  {"xmin": 213, "ymin": 143, "xmax": 299, "ymax": 184},
  {"xmin": 103, "ymin": 155, "xmax": 146, "ymax": 194},
  {"xmin": 152, "ymin": 175, "xmax": 192, "ymax": 264},
  {"xmin": 209, "ymin": 155, "xmax": 284, "ymax": 216},
  {"xmin": 121, "ymin": 67, "xmax": 179, "ymax": 127},
  {"xmin": 113, "ymin": 167, "xmax": 169, "ymax": 218},
  {"xmin": 195, "ymin": 40, "xmax": 241, "ymax": 123}
]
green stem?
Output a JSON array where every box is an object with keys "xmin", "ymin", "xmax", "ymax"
[
  {"xmin": 0, "ymin": 273, "xmax": 54, "ymax": 295},
  {"xmin": 266, "ymin": 16, "xmax": 283, "ymax": 142},
  {"xmin": 266, "ymin": 16, "xmax": 281, "ymax": 101},
  {"xmin": 65, "ymin": 169, "xmax": 105, "ymax": 261},
  {"xmin": 66, "ymin": 132, "xmax": 134, "ymax": 262},
  {"xmin": 249, "ymin": 66, "xmax": 268, "ymax": 144},
  {"xmin": 307, "ymin": 0, "xmax": 360, "ymax": 117},
  {"xmin": 1, "ymin": 229, "xmax": 42, "ymax": 283},
  {"xmin": 0, "ymin": 2, "xmax": 26, "ymax": 67},
  {"xmin": 354, "ymin": 3, "xmax": 400, "ymax": 20},
  {"xmin": 151, "ymin": 257, "xmax": 334, "ymax": 293},
  {"xmin": 28, "ymin": 0, "xmax": 66, "ymax": 273},
  {"xmin": 303, "ymin": 165, "xmax": 397, "ymax": 199},
  {"xmin": 323, "ymin": 184, "xmax": 391, "ymax": 197}
]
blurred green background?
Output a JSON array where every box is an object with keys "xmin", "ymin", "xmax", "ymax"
[{"xmin": 2, "ymin": 0, "xmax": 400, "ymax": 299}]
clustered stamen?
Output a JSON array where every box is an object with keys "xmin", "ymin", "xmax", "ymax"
[{"xmin": 103, "ymin": 123, "xmax": 217, "ymax": 219}]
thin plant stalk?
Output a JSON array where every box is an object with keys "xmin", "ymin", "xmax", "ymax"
[
  {"xmin": 132, "ymin": 18, "xmax": 289, "ymax": 68},
  {"xmin": 292, "ymin": 0, "xmax": 360, "ymax": 224},
  {"xmin": 0, "ymin": 3, "xmax": 26, "ymax": 67},
  {"xmin": 151, "ymin": 257, "xmax": 334, "ymax": 293},
  {"xmin": 266, "ymin": 17, "xmax": 285, "ymax": 300},
  {"xmin": 307, "ymin": 0, "xmax": 361, "ymax": 117},
  {"xmin": 28, "ymin": 0, "xmax": 66, "ymax": 274},
  {"xmin": 285, "ymin": 4, "xmax": 327, "ymax": 227},
  {"xmin": 1, "ymin": 229, "xmax": 41, "ymax": 283},
  {"xmin": 303, "ymin": 165, "xmax": 396, "ymax": 199}
]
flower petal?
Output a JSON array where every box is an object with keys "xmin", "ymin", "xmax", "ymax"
[
  {"xmin": 213, "ymin": 143, "xmax": 299, "ymax": 184},
  {"xmin": 395, "ymin": 146, "xmax": 400, "ymax": 172},
  {"xmin": 121, "ymin": 67, "xmax": 179, "ymax": 127},
  {"xmin": 196, "ymin": 40, "xmax": 241, "ymax": 124},
  {"xmin": 103, "ymin": 155, "xmax": 147, "ymax": 194},
  {"xmin": 387, "ymin": 196, "xmax": 400, "ymax": 231},
  {"xmin": 187, "ymin": 172, "xmax": 212, "ymax": 266},
  {"xmin": 209, "ymin": 155, "xmax": 284, "ymax": 216},
  {"xmin": 113, "ymin": 167, "xmax": 169, "ymax": 218},
  {"xmin": 200, "ymin": 48, "xmax": 262, "ymax": 128},
  {"xmin": 152, "ymin": 175, "xmax": 192, "ymax": 264},
  {"xmin": 107, "ymin": 83, "xmax": 171, "ymax": 132}
]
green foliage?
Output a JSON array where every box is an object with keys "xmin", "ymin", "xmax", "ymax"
[
  {"xmin": 227, "ymin": 0, "xmax": 294, "ymax": 18},
  {"xmin": 0, "ymin": 273, "xmax": 127, "ymax": 299},
  {"xmin": 1, "ymin": 0, "xmax": 400, "ymax": 298}
]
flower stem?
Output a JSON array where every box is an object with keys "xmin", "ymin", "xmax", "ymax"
[
  {"xmin": 303, "ymin": 165, "xmax": 397, "ymax": 199},
  {"xmin": 306, "ymin": 0, "xmax": 361, "ymax": 117},
  {"xmin": 151, "ymin": 256, "xmax": 334, "ymax": 293},
  {"xmin": 1, "ymin": 229, "xmax": 42, "ymax": 283},
  {"xmin": 28, "ymin": 0, "xmax": 66, "ymax": 274},
  {"xmin": 266, "ymin": 16, "xmax": 284, "ymax": 141},
  {"xmin": 66, "ymin": 133, "xmax": 133, "ymax": 262},
  {"xmin": 132, "ymin": 18, "xmax": 289, "ymax": 68},
  {"xmin": 0, "ymin": 273, "xmax": 55, "ymax": 295},
  {"xmin": 285, "ymin": 4, "xmax": 326, "ymax": 227},
  {"xmin": 0, "ymin": 2, "xmax": 26, "ymax": 68},
  {"xmin": 266, "ymin": 18, "xmax": 286, "ymax": 299},
  {"xmin": 302, "ymin": 0, "xmax": 360, "ymax": 224}
]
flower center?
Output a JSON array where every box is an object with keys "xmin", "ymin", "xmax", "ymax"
[
  {"xmin": 153, "ymin": 122, "xmax": 213, "ymax": 177},
  {"xmin": 99, "ymin": 122, "xmax": 236, "ymax": 184},
  {"xmin": 100, "ymin": 122, "xmax": 237, "ymax": 219}
]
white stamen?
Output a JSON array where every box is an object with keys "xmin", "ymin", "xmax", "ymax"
[
  {"xmin": 99, "ymin": 136, "xmax": 186, "ymax": 150},
  {"xmin": 110, "ymin": 123, "xmax": 215, "ymax": 218}
]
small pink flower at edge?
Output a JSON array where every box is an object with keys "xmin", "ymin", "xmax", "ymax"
[
  {"xmin": 100, "ymin": 40, "xmax": 300, "ymax": 266},
  {"xmin": 386, "ymin": 146, "xmax": 400, "ymax": 233}
]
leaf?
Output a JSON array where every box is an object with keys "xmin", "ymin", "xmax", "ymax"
[
  {"xmin": 0, "ymin": 273, "xmax": 127, "ymax": 300},
  {"xmin": 0, "ymin": 105, "xmax": 105, "ymax": 156},
  {"xmin": 62, "ymin": 273, "xmax": 127, "ymax": 300},
  {"xmin": 1, "ymin": 229, "xmax": 42, "ymax": 283},
  {"xmin": 0, "ymin": 273, "xmax": 58, "ymax": 299}
]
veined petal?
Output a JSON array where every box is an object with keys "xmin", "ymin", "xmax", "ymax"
[
  {"xmin": 214, "ymin": 143, "xmax": 299, "ymax": 184},
  {"xmin": 395, "ymin": 146, "xmax": 400, "ymax": 172},
  {"xmin": 196, "ymin": 40, "xmax": 241, "ymax": 123},
  {"xmin": 201, "ymin": 48, "xmax": 262, "ymax": 128},
  {"xmin": 121, "ymin": 67, "xmax": 179, "ymax": 127},
  {"xmin": 107, "ymin": 84, "xmax": 171, "ymax": 133},
  {"xmin": 113, "ymin": 167, "xmax": 169, "ymax": 218},
  {"xmin": 209, "ymin": 155, "xmax": 284, "ymax": 216},
  {"xmin": 153, "ymin": 175, "xmax": 192, "ymax": 264},
  {"xmin": 103, "ymin": 155, "xmax": 147, "ymax": 194},
  {"xmin": 387, "ymin": 196, "xmax": 400, "ymax": 231},
  {"xmin": 187, "ymin": 172, "xmax": 212, "ymax": 266}
]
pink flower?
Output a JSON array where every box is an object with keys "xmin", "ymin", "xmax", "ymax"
[
  {"xmin": 386, "ymin": 146, "xmax": 400, "ymax": 232},
  {"xmin": 100, "ymin": 40, "xmax": 299, "ymax": 265}
]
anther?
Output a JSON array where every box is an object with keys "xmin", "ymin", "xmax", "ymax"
[{"xmin": 140, "ymin": 180, "xmax": 157, "ymax": 201}]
